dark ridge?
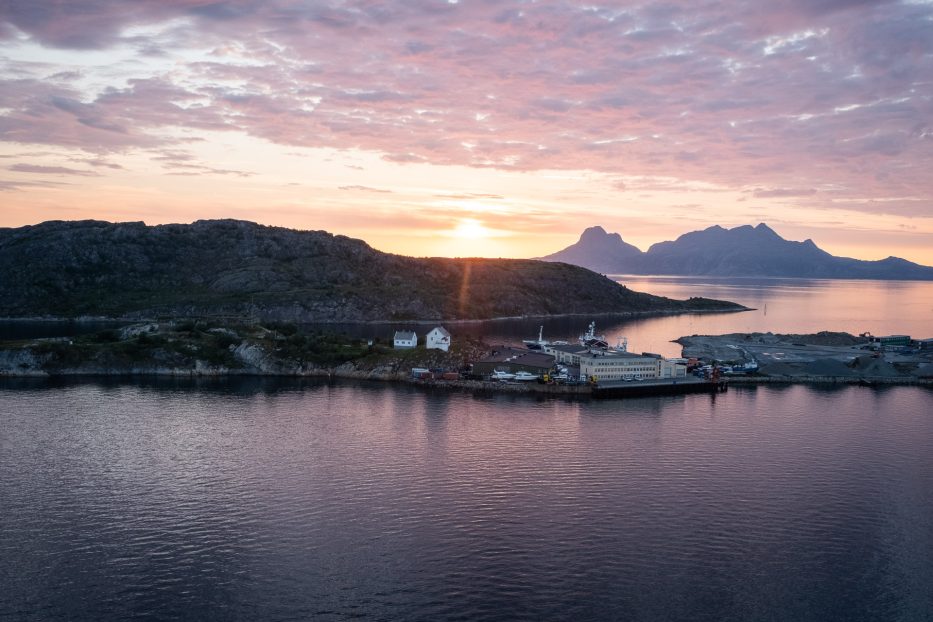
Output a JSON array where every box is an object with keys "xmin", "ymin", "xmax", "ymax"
[{"xmin": 0, "ymin": 219, "xmax": 745, "ymax": 321}]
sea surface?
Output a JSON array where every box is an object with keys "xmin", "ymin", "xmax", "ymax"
[{"xmin": 2, "ymin": 278, "xmax": 932, "ymax": 621}]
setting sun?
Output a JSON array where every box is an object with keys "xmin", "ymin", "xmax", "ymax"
[{"xmin": 450, "ymin": 218, "xmax": 492, "ymax": 240}]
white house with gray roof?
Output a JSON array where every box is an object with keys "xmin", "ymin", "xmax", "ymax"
[
  {"xmin": 426, "ymin": 326, "xmax": 451, "ymax": 352},
  {"xmin": 393, "ymin": 330, "xmax": 417, "ymax": 349}
]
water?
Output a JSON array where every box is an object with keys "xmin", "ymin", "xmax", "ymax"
[
  {"xmin": 604, "ymin": 276, "xmax": 933, "ymax": 356},
  {"xmin": 1, "ymin": 379, "xmax": 932, "ymax": 621},
  {"xmin": 0, "ymin": 320, "xmax": 128, "ymax": 342}
]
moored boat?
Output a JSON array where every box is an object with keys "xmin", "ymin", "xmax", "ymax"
[
  {"xmin": 579, "ymin": 321, "xmax": 609, "ymax": 349},
  {"xmin": 523, "ymin": 325, "xmax": 569, "ymax": 350}
]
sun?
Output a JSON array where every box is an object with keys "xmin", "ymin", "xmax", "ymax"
[{"xmin": 450, "ymin": 218, "xmax": 491, "ymax": 240}]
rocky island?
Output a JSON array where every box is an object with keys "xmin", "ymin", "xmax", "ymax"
[{"xmin": 0, "ymin": 219, "xmax": 745, "ymax": 322}]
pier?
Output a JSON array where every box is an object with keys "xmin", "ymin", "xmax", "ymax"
[{"xmin": 592, "ymin": 376, "xmax": 726, "ymax": 399}]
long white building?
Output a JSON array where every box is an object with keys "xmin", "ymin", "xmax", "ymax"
[{"xmin": 545, "ymin": 344, "xmax": 686, "ymax": 382}]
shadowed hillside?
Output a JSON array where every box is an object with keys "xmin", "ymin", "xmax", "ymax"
[{"xmin": 0, "ymin": 220, "xmax": 744, "ymax": 321}]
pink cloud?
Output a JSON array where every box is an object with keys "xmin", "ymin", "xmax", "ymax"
[
  {"xmin": 8, "ymin": 163, "xmax": 100, "ymax": 176},
  {"xmin": 0, "ymin": 1, "xmax": 931, "ymax": 217}
]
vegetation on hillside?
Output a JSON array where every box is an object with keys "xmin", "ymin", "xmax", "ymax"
[{"xmin": 1, "ymin": 321, "xmax": 485, "ymax": 375}]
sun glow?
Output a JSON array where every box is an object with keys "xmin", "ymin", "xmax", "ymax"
[{"xmin": 450, "ymin": 218, "xmax": 492, "ymax": 239}]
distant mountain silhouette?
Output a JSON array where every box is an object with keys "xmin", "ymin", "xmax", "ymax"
[
  {"xmin": 540, "ymin": 223, "xmax": 933, "ymax": 280},
  {"xmin": 541, "ymin": 226, "xmax": 643, "ymax": 274}
]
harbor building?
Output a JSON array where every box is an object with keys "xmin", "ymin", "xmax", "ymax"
[
  {"xmin": 472, "ymin": 347, "xmax": 556, "ymax": 377},
  {"xmin": 578, "ymin": 350, "xmax": 687, "ymax": 382},
  {"xmin": 543, "ymin": 343, "xmax": 592, "ymax": 367},
  {"xmin": 872, "ymin": 335, "xmax": 911, "ymax": 347}
]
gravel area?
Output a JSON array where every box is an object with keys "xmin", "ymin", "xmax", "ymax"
[{"xmin": 677, "ymin": 332, "xmax": 933, "ymax": 382}]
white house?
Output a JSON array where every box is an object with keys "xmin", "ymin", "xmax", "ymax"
[
  {"xmin": 426, "ymin": 326, "xmax": 451, "ymax": 352},
  {"xmin": 393, "ymin": 330, "xmax": 417, "ymax": 349}
]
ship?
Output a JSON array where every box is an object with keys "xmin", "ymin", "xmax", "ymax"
[
  {"xmin": 523, "ymin": 325, "xmax": 568, "ymax": 350},
  {"xmin": 579, "ymin": 321, "xmax": 609, "ymax": 349}
]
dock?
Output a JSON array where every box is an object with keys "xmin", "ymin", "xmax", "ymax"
[{"xmin": 592, "ymin": 376, "xmax": 726, "ymax": 399}]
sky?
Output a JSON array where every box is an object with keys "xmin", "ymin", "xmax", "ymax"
[{"xmin": 1, "ymin": 1, "xmax": 932, "ymax": 263}]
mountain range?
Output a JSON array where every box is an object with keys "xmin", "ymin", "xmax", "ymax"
[
  {"xmin": 540, "ymin": 223, "xmax": 933, "ymax": 280},
  {"xmin": 0, "ymin": 220, "xmax": 744, "ymax": 321}
]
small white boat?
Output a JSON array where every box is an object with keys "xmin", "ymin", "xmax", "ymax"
[
  {"xmin": 491, "ymin": 370, "xmax": 516, "ymax": 381},
  {"xmin": 513, "ymin": 371, "xmax": 538, "ymax": 381}
]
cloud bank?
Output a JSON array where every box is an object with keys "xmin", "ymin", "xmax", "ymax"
[{"xmin": 0, "ymin": 0, "xmax": 931, "ymax": 217}]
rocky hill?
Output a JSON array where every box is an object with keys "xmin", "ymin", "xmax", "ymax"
[
  {"xmin": 541, "ymin": 223, "xmax": 933, "ymax": 279},
  {"xmin": 0, "ymin": 220, "xmax": 744, "ymax": 321}
]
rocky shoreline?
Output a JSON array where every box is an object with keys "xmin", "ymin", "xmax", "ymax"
[{"xmin": 0, "ymin": 304, "xmax": 749, "ymax": 325}]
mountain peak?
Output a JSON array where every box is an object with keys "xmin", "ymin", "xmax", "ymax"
[
  {"xmin": 539, "ymin": 225, "xmax": 643, "ymax": 270},
  {"xmin": 580, "ymin": 225, "xmax": 609, "ymax": 240}
]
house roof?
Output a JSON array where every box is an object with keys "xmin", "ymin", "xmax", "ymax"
[
  {"xmin": 429, "ymin": 326, "xmax": 451, "ymax": 337},
  {"xmin": 546, "ymin": 344, "xmax": 591, "ymax": 355},
  {"xmin": 394, "ymin": 331, "xmax": 416, "ymax": 340},
  {"xmin": 475, "ymin": 347, "xmax": 555, "ymax": 369},
  {"xmin": 578, "ymin": 350, "xmax": 656, "ymax": 362}
]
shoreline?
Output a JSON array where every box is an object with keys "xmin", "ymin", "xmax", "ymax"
[
  {"xmin": 0, "ymin": 305, "xmax": 750, "ymax": 326},
  {"xmin": 2, "ymin": 367, "xmax": 930, "ymax": 393}
]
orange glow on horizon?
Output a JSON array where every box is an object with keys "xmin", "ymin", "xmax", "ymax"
[{"xmin": 1, "ymin": 140, "xmax": 932, "ymax": 265}]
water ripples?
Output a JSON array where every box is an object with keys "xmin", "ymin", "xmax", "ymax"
[{"xmin": 2, "ymin": 380, "xmax": 932, "ymax": 621}]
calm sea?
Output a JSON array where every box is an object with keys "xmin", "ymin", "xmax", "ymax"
[{"xmin": 1, "ymin": 278, "xmax": 932, "ymax": 621}]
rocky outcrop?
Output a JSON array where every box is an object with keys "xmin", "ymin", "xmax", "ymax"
[
  {"xmin": 0, "ymin": 219, "xmax": 744, "ymax": 321},
  {"xmin": 0, "ymin": 346, "xmax": 52, "ymax": 376}
]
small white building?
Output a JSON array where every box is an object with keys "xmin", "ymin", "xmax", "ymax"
[
  {"xmin": 393, "ymin": 330, "xmax": 417, "ymax": 349},
  {"xmin": 426, "ymin": 326, "xmax": 451, "ymax": 352}
]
